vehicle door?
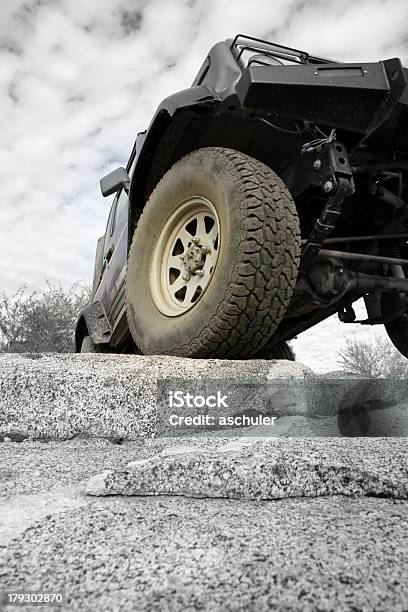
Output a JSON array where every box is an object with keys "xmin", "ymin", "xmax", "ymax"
[
  {"xmin": 105, "ymin": 187, "xmax": 129, "ymax": 324},
  {"xmin": 93, "ymin": 200, "xmax": 116, "ymax": 316}
]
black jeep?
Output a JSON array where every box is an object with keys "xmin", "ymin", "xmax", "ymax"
[{"xmin": 76, "ymin": 35, "xmax": 408, "ymax": 361}]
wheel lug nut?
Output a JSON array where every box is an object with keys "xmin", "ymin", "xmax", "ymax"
[
  {"xmin": 196, "ymin": 270, "xmax": 204, "ymax": 277},
  {"xmin": 192, "ymin": 237, "xmax": 200, "ymax": 244},
  {"xmin": 201, "ymin": 246, "xmax": 210, "ymax": 254},
  {"xmin": 182, "ymin": 274, "xmax": 190, "ymax": 281}
]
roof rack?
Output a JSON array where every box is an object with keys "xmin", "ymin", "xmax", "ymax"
[{"xmin": 230, "ymin": 34, "xmax": 331, "ymax": 67}]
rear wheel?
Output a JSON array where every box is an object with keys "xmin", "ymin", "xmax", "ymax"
[
  {"xmin": 126, "ymin": 147, "xmax": 301, "ymax": 358},
  {"xmin": 80, "ymin": 335, "xmax": 97, "ymax": 353}
]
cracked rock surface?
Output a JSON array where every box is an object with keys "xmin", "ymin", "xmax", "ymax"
[
  {"xmin": 87, "ymin": 437, "xmax": 408, "ymax": 500},
  {"xmin": 1, "ymin": 355, "xmax": 408, "ymax": 610},
  {"xmin": 0, "ymin": 437, "xmax": 407, "ymax": 610}
]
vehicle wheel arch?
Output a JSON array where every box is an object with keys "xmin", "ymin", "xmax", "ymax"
[
  {"xmin": 128, "ymin": 106, "xmax": 301, "ymax": 242},
  {"xmin": 74, "ymin": 315, "xmax": 89, "ymax": 353},
  {"xmin": 128, "ymin": 108, "xmax": 207, "ymax": 241},
  {"xmin": 74, "ymin": 302, "xmax": 111, "ymax": 352}
]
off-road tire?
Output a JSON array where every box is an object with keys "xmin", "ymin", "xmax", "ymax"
[
  {"xmin": 381, "ymin": 247, "xmax": 408, "ymax": 359},
  {"xmin": 255, "ymin": 340, "xmax": 295, "ymax": 361},
  {"xmin": 126, "ymin": 147, "xmax": 301, "ymax": 358},
  {"xmin": 383, "ymin": 294, "xmax": 408, "ymax": 358}
]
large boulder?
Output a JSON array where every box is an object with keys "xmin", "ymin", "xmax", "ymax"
[
  {"xmin": 0, "ymin": 354, "xmax": 405, "ymax": 441},
  {"xmin": 0, "ymin": 353, "xmax": 312, "ymax": 441}
]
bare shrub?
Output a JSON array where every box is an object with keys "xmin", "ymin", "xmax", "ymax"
[
  {"xmin": 338, "ymin": 336, "xmax": 408, "ymax": 378},
  {"xmin": 0, "ymin": 282, "xmax": 91, "ymax": 353}
]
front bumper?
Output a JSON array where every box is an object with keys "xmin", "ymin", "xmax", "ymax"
[{"xmin": 235, "ymin": 59, "xmax": 408, "ymax": 151}]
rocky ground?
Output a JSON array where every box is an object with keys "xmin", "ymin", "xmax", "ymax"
[{"xmin": 0, "ymin": 354, "xmax": 407, "ymax": 611}]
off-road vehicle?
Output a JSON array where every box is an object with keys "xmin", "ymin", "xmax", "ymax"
[{"xmin": 76, "ymin": 35, "xmax": 408, "ymax": 361}]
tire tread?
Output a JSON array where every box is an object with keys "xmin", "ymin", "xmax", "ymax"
[{"xmin": 126, "ymin": 147, "xmax": 301, "ymax": 358}]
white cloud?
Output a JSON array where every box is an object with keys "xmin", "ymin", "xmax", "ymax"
[{"xmin": 0, "ymin": 0, "xmax": 407, "ymax": 368}]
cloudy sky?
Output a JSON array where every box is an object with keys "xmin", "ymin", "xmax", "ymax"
[{"xmin": 0, "ymin": 0, "xmax": 407, "ymax": 370}]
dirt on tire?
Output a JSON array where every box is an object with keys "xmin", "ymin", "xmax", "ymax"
[{"xmin": 126, "ymin": 147, "xmax": 301, "ymax": 358}]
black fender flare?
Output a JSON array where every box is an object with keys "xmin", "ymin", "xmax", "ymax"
[
  {"xmin": 127, "ymin": 85, "xmax": 219, "ymax": 248},
  {"xmin": 74, "ymin": 301, "xmax": 111, "ymax": 352}
]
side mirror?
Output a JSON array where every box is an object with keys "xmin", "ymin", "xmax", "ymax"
[{"xmin": 100, "ymin": 167, "xmax": 130, "ymax": 197}]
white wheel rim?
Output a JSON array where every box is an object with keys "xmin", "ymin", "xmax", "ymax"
[{"xmin": 150, "ymin": 196, "xmax": 220, "ymax": 317}]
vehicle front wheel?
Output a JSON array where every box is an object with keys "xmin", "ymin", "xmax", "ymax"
[{"xmin": 126, "ymin": 147, "xmax": 301, "ymax": 358}]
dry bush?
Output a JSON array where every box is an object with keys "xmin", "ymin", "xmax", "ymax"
[
  {"xmin": 338, "ymin": 336, "xmax": 408, "ymax": 378},
  {"xmin": 0, "ymin": 282, "xmax": 91, "ymax": 353}
]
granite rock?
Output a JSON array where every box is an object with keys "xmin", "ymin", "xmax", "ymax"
[
  {"xmin": 0, "ymin": 354, "xmax": 405, "ymax": 441},
  {"xmin": 86, "ymin": 437, "xmax": 408, "ymax": 500}
]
